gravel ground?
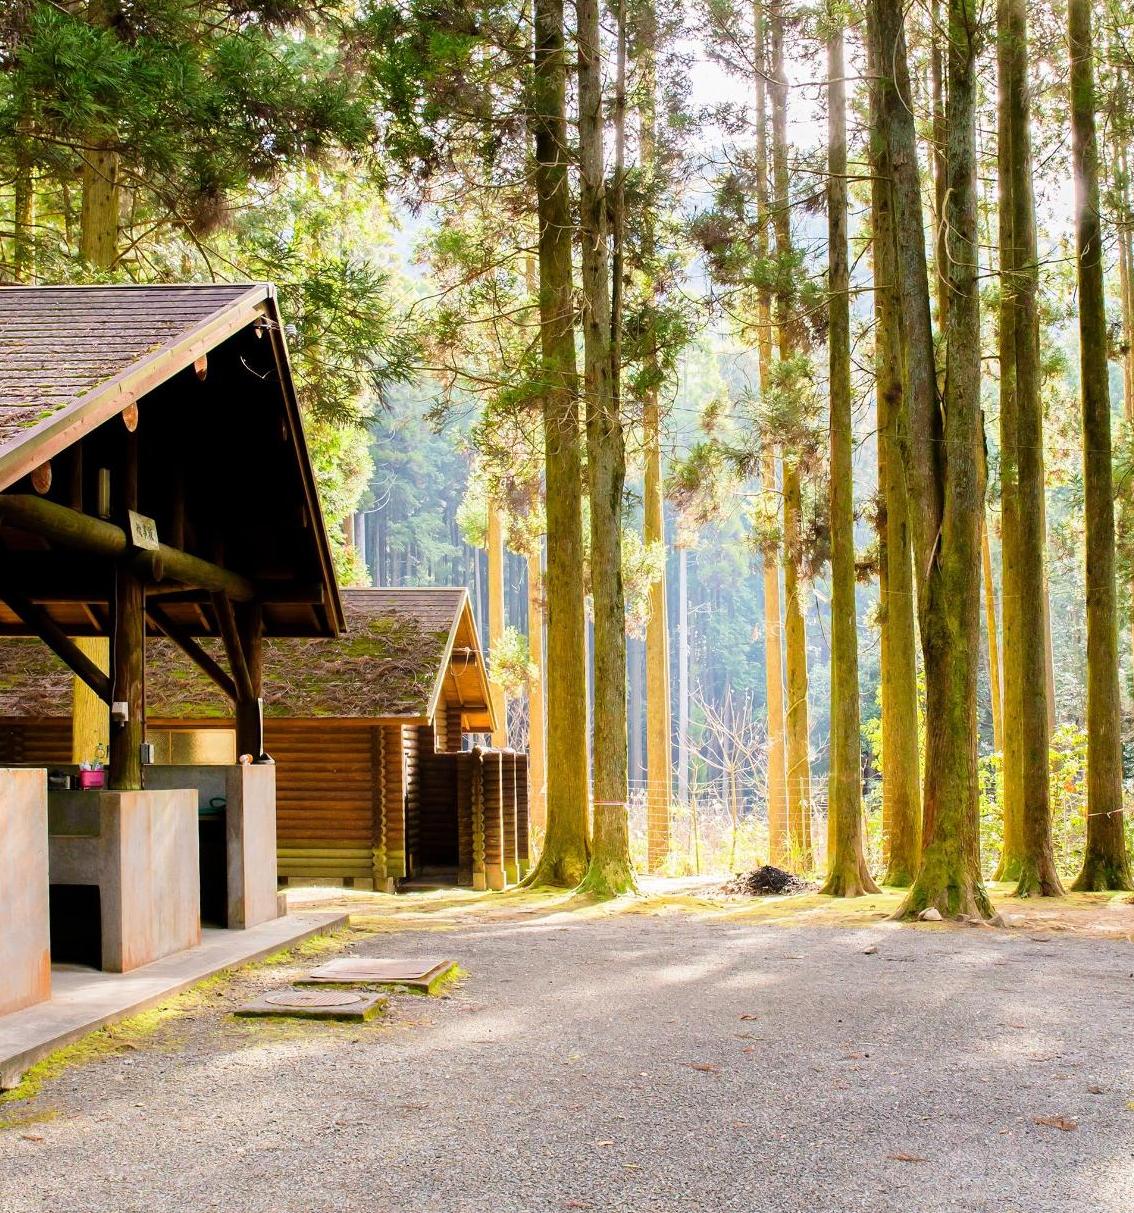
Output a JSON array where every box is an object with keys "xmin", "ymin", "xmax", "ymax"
[{"xmin": 2, "ymin": 910, "xmax": 1132, "ymax": 1213}]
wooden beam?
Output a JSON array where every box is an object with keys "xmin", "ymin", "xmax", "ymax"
[
  {"xmin": 212, "ymin": 592, "xmax": 254, "ymax": 702},
  {"xmin": 0, "ymin": 495, "xmax": 255, "ymax": 601},
  {"xmin": 0, "ymin": 584, "xmax": 112, "ymax": 703},
  {"xmin": 147, "ymin": 604, "xmax": 238, "ymax": 702}
]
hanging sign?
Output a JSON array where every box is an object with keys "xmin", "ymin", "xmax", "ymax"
[{"xmin": 128, "ymin": 510, "xmax": 160, "ymax": 551}]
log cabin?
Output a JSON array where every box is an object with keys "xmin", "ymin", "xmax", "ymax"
[{"xmin": 1, "ymin": 587, "xmax": 529, "ymax": 892}]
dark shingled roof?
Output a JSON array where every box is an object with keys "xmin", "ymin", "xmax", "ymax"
[
  {"xmin": 0, "ymin": 283, "xmax": 266, "ymax": 482},
  {"xmin": 0, "ymin": 588, "xmax": 477, "ymax": 722}
]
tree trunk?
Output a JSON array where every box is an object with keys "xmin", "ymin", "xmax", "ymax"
[
  {"xmin": 71, "ymin": 637, "xmax": 109, "ymax": 765},
  {"xmin": 770, "ymin": 7, "xmax": 812, "ymax": 871},
  {"xmin": 638, "ymin": 12, "xmax": 672, "ymax": 872},
  {"xmin": 1068, "ymin": 0, "xmax": 1133, "ymax": 891},
  {"xmin": 753, "ymin": 0, "xmax": 789, "ymax": 867},
  {"xmin": 578, "ymin": 0, "xmax": 634, "ymax": 897},
  {"xmin": 525, "ymin": 0, "xmax": 590, "ymax": 887},
  {"xmin": 821, "ymin": 19, "xmax": 878, "ymax": 897},
  {"xmin": 677, "ymin": 546, "xmax": 690, "ymax": 806},
  {"xmin": 527, "ymin": 548, "xmax": 547, "ymax": 832},
  {"xmin": 1003, "ymin": 0, "xmax": 1061, "ymax": 896},
  {"xmin": 486, "ymin": 504, "xmax": 509, "ymax": 748},
  {"xmin": 994, "ymin": 0, "xmax": 1024, "ymax": 880},
  {"xmin": 878, "ymin": 0, "xmax": 992, "ymax": 920},
  {"xmin": 868, "ymin": 0, "xmax": 922, "ymax": 887},
  {"xmin": 982, "ymin": 522, "xmax": 1004, "ymax": 753}
]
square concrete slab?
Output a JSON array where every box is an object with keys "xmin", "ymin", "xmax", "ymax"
[
  {"xmin": 298, "ymin": 957, "xmax": 458, "ymax": 994},
  {"xmin": 234, "ymin": 988, "xmax": 387, "ymax": 1022}
]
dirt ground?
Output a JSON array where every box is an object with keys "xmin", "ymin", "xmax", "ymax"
[{"xmin": 2, "ymin": 880, "xmax": 1132, "ymax": 1213}]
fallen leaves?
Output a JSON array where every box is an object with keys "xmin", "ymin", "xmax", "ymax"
[{"xmin": 1033, "ymin": 1116, "xmax": 1077, "ymax": 1131}]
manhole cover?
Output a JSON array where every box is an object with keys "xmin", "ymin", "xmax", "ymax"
[
  {"xmin": 263, "ymin": 990, "xmax": 365, "ymax": 1009},
  {"xmin": 299, "ymin": 958, "xmax": 458, "ymax": 993}
]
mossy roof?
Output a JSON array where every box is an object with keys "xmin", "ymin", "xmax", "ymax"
[{"xmin": 0, "ymin": 588, "xmax": 476, "ymax": 722}]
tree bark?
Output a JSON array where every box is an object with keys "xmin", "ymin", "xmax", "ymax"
[
  {"xmin": 878, "ymin": 0, "xmax": 992, "ymax": 920},
  {"xmin": 982, "ymin": 522, "xmax": 1004, "ymax": 754},
  {"xmin": 524, "ymin": 0, "xmax": 590, "ymax": 887},
  {"xmin": 867, "ymin": 0, "xmax": 922, "ymax": 887},
  {"xmin": 770, "ymin": 6, "xmax": 813, "ymax": 870},
  {"xmin": 753, "ymin": 0, "xmax": 789, "ymax": 867},
  {"xmin": 578, "ymin": 0, "xmax": 634, "ymax": 897},
  {"xmin": 1002, "ymin": 0, "xmax": 1061, "ymax": 896},
  {"xmin": 1068, "ymin": 0, "xmax": 1133, "ymax": 891},
  {"xmin": 821, "ymin": 19, "xmax": 879, "ymax": 897}
]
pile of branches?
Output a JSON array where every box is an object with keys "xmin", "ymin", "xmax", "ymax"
[{"xmin": 721, "ymin": 865, "xmax": 815, "ymax": 897}]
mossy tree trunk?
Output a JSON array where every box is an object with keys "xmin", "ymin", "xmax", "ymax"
[
  {"xmin": 525, "ymin": 0, "xmax": 590, "ymax": 888},
  {"xmin": 1003, "ymin": 0, "xmax": 1061, "ymax": 896},
  {"xmin": 1068, "ymin": 0, "xmax": 1133, "ymax": 892},
  {"xmin": 577, "ymin": 0, "xmax": 634, "ymax": 898},
  {"xmin": 867, "ymin": 3, "xmax": 922, "ymax": 887},
  {"xmin": 770, "ymin": 7, "xmax": 813, "ymax": 871},
  {"xmin": 993, "ymin": 0, "xmax": 1023, "ymax": 884},
  {"xmin": 821, "ymin": 17, "xmax": 879, "ymax": 898},
  {"xmin": 877, "ymin": 0, "xmax": 993, "ymax": 920}
]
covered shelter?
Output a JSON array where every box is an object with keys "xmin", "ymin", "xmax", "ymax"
[
  {"xmin": 2, "ymin": 587, "xmax": 530, "ymax": 893},
  {"xmin": 0, "ymin": 284, "xmax": 342, "ymax": 993}
]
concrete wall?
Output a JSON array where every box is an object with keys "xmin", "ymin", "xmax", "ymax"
[
  {"xmin": 144, "ymin": 764, "xmax": 279, "ymax": 929},
  {"xmin": 49, "ymin": 789, "xmax": 200, "ymax": 973},
  {"xmin": 0, "ymin": 769, "xmax": 51, "ymax": 1014}
]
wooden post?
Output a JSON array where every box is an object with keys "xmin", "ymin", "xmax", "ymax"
[
  {"xmin": 109, "ymin": 562, "xmax": 144, "ymax": 790},
  {"xmin": 235, "ymin": 602, "xmax": 265, "ymax": 760}
]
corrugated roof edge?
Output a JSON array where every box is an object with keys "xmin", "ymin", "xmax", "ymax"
[{"xmin": 0, "ymin": 283, "xmax": 270, "ymax": 492}]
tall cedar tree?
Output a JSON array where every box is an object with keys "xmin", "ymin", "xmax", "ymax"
[
  {"xmin": 639, "ymin": 4, "xmax": 673, "ymax": 872},
  {"xmin": 866, "ymin": 0, "xmax": 921, "ymax": 886},
  {"xmin": 1001, "ymin": 0, "xmax": 1061, "ymax": 895},
  {"xmin": 753, "ymin": 0, "xmax": 790, "ymax": 867},
  {"xmin": 578, "ymin": 0, "xmax": 635, "ymax": 896},
  {"xmin": 769, "ymin": 6, "xmax": 813, "ymax": 868},
  {"xmin": 994, "ymin": 0, "xmax": 1024, "ymax": 881},
  {"xmin": 876, "ymin": 0, "xmax": 992, "ymax": 919},
  {"xmin": 1068, "ymin": 0, "xmax": 1134, "ymax": 891},
  {"xmin": 821, "ymin": 15, "xmax": 878, "ymax": 897},
  {"xmin": 525, "ymin": 0, "xmax": 591, "ymax": 886}
]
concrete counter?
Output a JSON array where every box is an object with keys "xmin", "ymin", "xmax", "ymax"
[
  {"xmin": 48, "ymin": 788, "xmax": 200, "ymax": 973},
  {"xmin": 0, "ymin": 769, "xmax": 51, "ymax": 1014},
  {"xmin": 144, "ymin": 764, "xmax": 279, "ymax": 929}
]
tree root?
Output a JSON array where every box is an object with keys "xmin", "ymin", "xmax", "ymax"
[
  {"xmin": 820, "ymin": 860, "xmax": 881, "ymax": 898},
  {"xmin": 1070, "ymin": 857, "xmax": 1134, "ymax": 893}
]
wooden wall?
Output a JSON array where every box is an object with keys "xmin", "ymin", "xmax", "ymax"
[{"xmin": 0, "ymin": 716, "xmax": 529, "ymax": 891}]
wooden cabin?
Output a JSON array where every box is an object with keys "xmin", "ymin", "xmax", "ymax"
[{"xmin": 1, "ymin": 588, "xmax": 529, "ymax": 891}]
